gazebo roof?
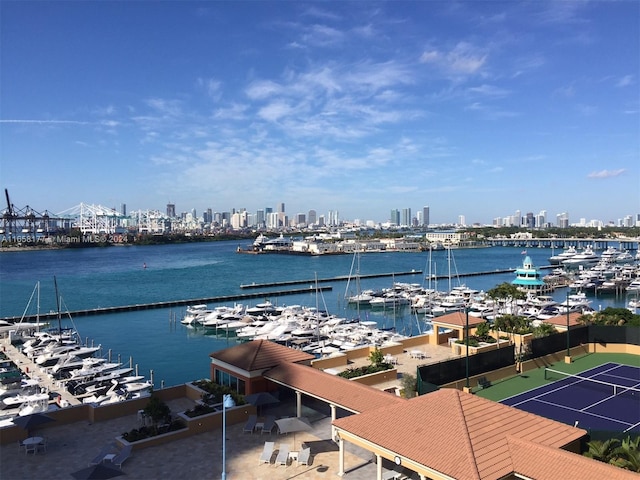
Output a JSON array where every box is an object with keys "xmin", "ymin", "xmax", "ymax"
[{"xmin": 209, "ymin": 339, "xmax": 314, "ymax": 372}]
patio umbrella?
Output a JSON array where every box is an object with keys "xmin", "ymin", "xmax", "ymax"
[
  {"xmin": 275, "ymin": 416, "xmax": 313, "ymax": 449},
  {"xmin": 244, "ymin": 392, "xmax": 280, "ymax": 415},
  {"xmin": 70, "ymin": 464, "xmax": 125, "ymax": 480},
  {"xmin": 12, "ymin": 413, "xmax": 55, "ymax": 437}
]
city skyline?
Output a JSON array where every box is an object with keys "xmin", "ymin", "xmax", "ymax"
[{"xmin": 1, "ymin": 2, "xmax": 638, "ymax": 225}]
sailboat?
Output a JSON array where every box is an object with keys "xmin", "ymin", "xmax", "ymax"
[{"xmin": 345, "ymin": 247, "xmax": 373, "ymax": 306}]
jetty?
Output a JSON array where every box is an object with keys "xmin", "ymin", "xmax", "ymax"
[
  {"xmin": 240, "ymin": 270, "xmax": 423, "ymax": 289},
  {"xmin": 0, "ymin": 286, "xmax": 334, "ymax": 323},
  {"xmin": 1, "ymin": 342, "xmax": 81, "ymax": 407}
]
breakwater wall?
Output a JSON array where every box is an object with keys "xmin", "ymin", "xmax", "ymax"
[{"xmin": 0, "ymin": 286, "xmax": 333, "ymax": 323}]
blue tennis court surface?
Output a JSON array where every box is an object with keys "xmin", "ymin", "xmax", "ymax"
[{"xmin": 501, "ymin": 363, "xmax": 640, "ymax": 433}]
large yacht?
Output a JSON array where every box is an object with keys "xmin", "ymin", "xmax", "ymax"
[
  {"xmin": 548, "ymin": 246, "xmax": 578, "ymax": 265},
  {"xmin": 561, "ymin": 246, "xmax": 599, "ymax": 268}
]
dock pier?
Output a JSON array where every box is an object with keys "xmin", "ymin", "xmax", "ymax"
[{"xmin": 2, "ymin": 341, "xmax": 81, "ymax": 407}]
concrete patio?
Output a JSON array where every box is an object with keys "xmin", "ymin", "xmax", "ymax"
[{"xmin": 1, "ymin": 398, "xmax": 394, "ymax": 480}]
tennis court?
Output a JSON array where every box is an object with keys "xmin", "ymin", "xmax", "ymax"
[{"xmin": 501, "ymin": 362, "xmax": 640, "ymax": 433}]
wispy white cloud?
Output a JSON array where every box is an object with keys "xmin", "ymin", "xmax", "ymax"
[
  {"xmin": 587, "ymin": 169, "xmax": 626, "ymax": 179},
  {"xmin": 0, "ymin": 119, "xmax": 90, "ymax": 125},
  {"xmin": 419, "ymin": 41, "xmax": 488, "ymax": 81},
  {"xmin": 467, "ymin": 84, "xmax": 511, "ymax": 98},
  {"xmin": 616, "ymin": 75, "xmax": 634, "ymax": 87},
  {"xmin": 301, "ymin": 24, "xmax": 345, "ymax": 47},
  {"xmin": 197, "ymin": 77, "xmax": 223, "ymax": 101}
]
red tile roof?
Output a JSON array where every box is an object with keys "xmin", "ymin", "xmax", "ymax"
[
  {"xmin": 507, "ymin": 435, "xmax": 639, "ymax": 480},
  {"xmin": 264, "ymin": 362, "xmax": 406, "ymax": 413},
  {"xmin": 333, "ymin": 388, "xmax": 588, "ymax": 480},
  {"xmin": 543, "ymin": 311, "xmax": 583, "ymax": 327},
  {"xmin": 209, "ymin": 339, "xmax": 314, "ymax": 372},
  {"xmin": 433, "ymin": 311, "xmax": 486, "ymax": 328}
]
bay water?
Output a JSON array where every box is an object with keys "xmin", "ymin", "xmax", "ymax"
[{"xmin": 0, "ymin": 241, "xmax": 625, "ymax": 387}]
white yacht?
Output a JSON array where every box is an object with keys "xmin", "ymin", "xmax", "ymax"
[
  {"xmin": 549, "ymin": 246, "xmax": 578, "ymax": 265},
  {"xmin": 562, "ymin": 246, "xmax": 599, "ymax": 268}
]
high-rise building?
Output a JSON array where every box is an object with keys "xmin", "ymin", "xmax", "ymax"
[
  {"xmin": 166, "ymin": 203, "xmax": 176, "ymax": 218},
  {"xmin": 422, "ymin": 206, "xmax": 430, "ymax": 227},
  {"xmin": 278, "ymin": 203, "xmax": 285, "ymax": 213},
  {"xmin": 556, "ymin": 212, "xmax": 569, "ymax": 228},
  {"xmin": 256, "ymin": 209, "xmax": 265, "ymax": 228},
  {"xmin": 525, "ymin": 212, "xmax": 535, "ymax": 228},
  {"xmin": 458, "ymin": 215, "xmax": 466, "ymax": 227},
  {"xmin": 402, "ymin": 208, "xmax": 412, "ymax": 227},
  {"xmin": 308, "ymin": 209, "xmax": 317, "ymax": 225},
  {"xmin": 390, "ymin": 209, "xmax": 400, "ymax": 226},
  {"xmin": 120, "ymin": 204, "xmax": 126, "ymax": 216},
  {"xmin": 536, "ymin": 210, "xmax": 547, "ymax": 228}
]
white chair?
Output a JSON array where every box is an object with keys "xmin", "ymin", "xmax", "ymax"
[
  {"xmin": 297, "ymin": 447, "xmax": 311, "ymax": 466},
  {"xmin": 24, "ymin": 441, "xmax": 37, "ymax": 455},
  {"xmin": 243, "ymin": 414, "xmax": 257, "ymax": 433},
  {"xmin": 37, "ymin": 436, "xmax": 48, "ymax": 453},
  {"xmin": 275, "ymin": 444, "xmax": 290, "ymax": 466},
  {"xmin": 110, "ymin": 444, "xmax": 133, "ymax": 469},
  {"xmin": 258, "ymin": 441, "xmax": 275, "ymax": 464},
  {"xmin": 261, "ymin": 415, "xmax": 275, "ymax": 434}
]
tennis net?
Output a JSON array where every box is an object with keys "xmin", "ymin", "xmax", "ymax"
[{"xmin": 544, "ymin": 367, "xmax": 640, "ymax": 398}]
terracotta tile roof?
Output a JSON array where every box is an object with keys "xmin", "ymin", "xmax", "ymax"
[
  {"xmin": 264, "ymin": 362, "xmax": 406, "ymax": 413},
  {"xmin": 209, "ymin": 339, "xmax": 314, "ymax": 372},
  {"xmin": 333, "ymin": 388, "xmax": 588, "ymax": 480},
  {"xmin": 543, "ymin": 311, "xmax": 583, "ymax": 327},
  {"xmin": 507, "ymin": 435, "xmax": 639, "ymax": 480},
  {"xmin": 433, "ymin": 311, "xmax": 486, "ymax": 328}
]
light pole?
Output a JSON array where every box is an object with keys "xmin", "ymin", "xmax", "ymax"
[
  {"xmin": 221, "ymin": 394, "xmax": 235, "ymax": 480},
  {"xmin": 465, "ymin": 306, "xmax": 470, "ymax": 390},
  {"xmin": 566, "ymin": 291, "xmax": 571, "ymax": 360}
]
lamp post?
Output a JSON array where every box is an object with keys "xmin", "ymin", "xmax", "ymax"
[
  {"xmin": 221, "ymin": 394, "xmax": 235, "ymax": 480},
  {"xmin": 566, "ymin": 291, "xmax": 571, "ymax": 360},
  {"xmin": 465, "ymin": 306, "xmax": 470, "ymax": 390}
]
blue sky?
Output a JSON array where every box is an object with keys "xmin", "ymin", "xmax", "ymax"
[{"xmin": 1, "ymin": 1, "xmax": 638, "ymax": 225}]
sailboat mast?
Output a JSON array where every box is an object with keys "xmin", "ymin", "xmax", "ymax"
[{"xmin": 54, "ymin": 276, "xmax": 62, "ymax": 335}]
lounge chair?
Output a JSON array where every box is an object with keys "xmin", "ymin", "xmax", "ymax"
[
  {"xmin": 297, "ymin": 447, "xmax": 311, "ymax": 466},
  {"xmin": 275, "ymin": 444, "xmax": 290, "ymax": 466},
  {"xmin": 261, "ymin": 415, "xmax": 275, "ymax": 434},
  {"xmin": 243, "ymin": 414, "xmax": 257, "ymax": 433},
  {"xmin": 89, "ymin": 443, "xmax": 117, "ymax": 466},
  {"xmin": 110, "ymin": 444, "xmax": 133, "ymax": 469},
  {"xmin": 258, "ymin": 441, "xmax": 275, "ymax": 464}
]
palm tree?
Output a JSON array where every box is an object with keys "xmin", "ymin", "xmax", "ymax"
[
  {"xmin": 611, "ymin": 436, "xmax": 640, "ymax": 472},
  {"xmin": 487, "ymin": 283, "xmax": 526, "ymax": 318},
  {"xmin": 584, "ymin": 438, "xmax": 621, "ymax": 463}
]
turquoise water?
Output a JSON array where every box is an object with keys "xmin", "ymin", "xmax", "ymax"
[{"xmin": 0, "ymin": 241, "xmax": 626, "ymax": 387}]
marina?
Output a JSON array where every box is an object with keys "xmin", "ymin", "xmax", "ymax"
[{"xmin": 0, "ymin": 241, "xmax": 638, "ymax": 389}]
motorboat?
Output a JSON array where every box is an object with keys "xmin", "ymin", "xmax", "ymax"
[
  {"xmin": 561, "ymin": 246, "xmax": 599, "ymax": 268},
  {"xmin": 180, "ymin": 304, "xmax": 210, "ymax": 325},
  {"xmin": 548, "ymin": 246, "xmax": 578, "ymax": 265},
  {"xmin": 35, "ymin": 344, "xmax": 101, "ymax": 367}
]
